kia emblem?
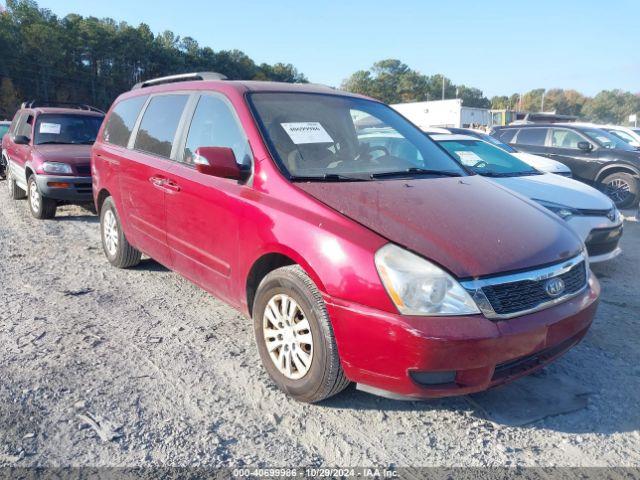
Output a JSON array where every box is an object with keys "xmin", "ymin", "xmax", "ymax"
[{"xmin": 545, "ymin": 277, "xmax": 566, "ymax": 297}]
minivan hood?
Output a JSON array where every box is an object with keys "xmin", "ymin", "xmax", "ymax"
[
  {"xmin": 491, "ymin": 173, "xmax": 613, "ymax": 211},
  {"xmin": 33, "ymin": 144, "xmax": 92, "ymax": 165},
  {"xmin": 296, "ymin": 175, "xmax": 582, "ymax": 279}
]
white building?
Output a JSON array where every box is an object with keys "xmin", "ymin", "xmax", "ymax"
[{"xmin": 391, "ymin": 99, "xmax": 490, "ymax": 129}]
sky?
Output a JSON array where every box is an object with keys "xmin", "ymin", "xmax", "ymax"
[{"xmin": 33, "ymin": 0, "xmax": 640, "ymax": 98}]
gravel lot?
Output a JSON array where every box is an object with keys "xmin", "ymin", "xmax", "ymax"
[{"xmin": 0, "ymin": 187, "xmax": 639, "ymax": 469}]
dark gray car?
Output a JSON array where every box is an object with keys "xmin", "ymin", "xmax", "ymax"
[{"xmin": 491, "ymin": 123, "xmax": 640, "ymax": 208}]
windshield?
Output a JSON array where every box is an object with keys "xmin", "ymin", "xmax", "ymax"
[
  {"xmin": 607, "ymin": 129, "xmax": 638, "ymax": 145},
  {"xmin": 437, "ymin": 138, "xmax": 540, "ymax": 177},
  {"xmin": 249, "ymin": 93, "xmax": 466, "ymax": 180},
  {"xmin": 582, "ymin": 128, "xmax": 635, "ymax": 151},
  {"xmin": 0, "ymin": 124, "xmax": 9, "ymax": 138},
  {"xmin": 34, "ymin": 114, "xmax": 103, "ymax": 145}
]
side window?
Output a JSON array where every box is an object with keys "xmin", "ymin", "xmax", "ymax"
[
  {"xmin": 515, "ymin": 128, "xmax": 548, "ymax": 146},
  {"xmin": 495, "ymin": 129, "xmax": 517, "ymax": 143},
  {"xmin": 102, "ymin": 95, "xmax": 148, "ymax": 147},
  {"xmin": 551, "ymin": 129, "xmax": 584, "ymax": 149},
  {"xmin": 16, "ymin": 114, "xmax": 34, "ymax": 139},
  {"xmin": 134, "ymin": 94, "xmax": 188, "ymax": 158},
  {"xmin": 183, "ymin": 95, "xmax": 252, "ymax": 166}
]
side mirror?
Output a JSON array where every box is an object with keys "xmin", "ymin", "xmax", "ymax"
[
  {"xmin": 13, "ymin": 135, "xmax": 30, "ymax": 145},
  {"xmin": 577, "ymin": 141, "xmax": 593, "ymax": 152},
  {"xmin": 193, "ymin": 146, "xmax": 242, "ymax": 180}
]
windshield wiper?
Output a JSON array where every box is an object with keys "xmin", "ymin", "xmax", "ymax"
[
  {"xmin": 370, "ymin": 167, "xmax": 462, "ymax": 179},
  {"xmin": 290, "ymin": 173, "xmax": 369, "ymax": 182},
  {"xmin": 36, "ymin": 141, "xmax": 70, "ymax": 145}
]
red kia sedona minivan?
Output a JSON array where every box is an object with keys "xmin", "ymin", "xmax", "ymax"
[{"xmin": 92, "ymin": 73, "xmax": 599, "ymax": 402}]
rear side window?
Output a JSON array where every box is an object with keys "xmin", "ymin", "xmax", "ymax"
[
  {"xmin": 102, "ymin": 95, "xmax": 148, "ymax": 147},
  {"xmin": 515, "ymin": 128, "xmax": 548, "ymax": 146},
  {"xmin": 550, "ymin": 129, "xmax": 584, "ymax": 149},
  {"xmin": 183, "ymin": 95, "xmax": 252, "ymax": 166},
  {"xmin": 494, "ymin": 129, "xmax": 517, "ymax": 143},
  {"xmin": 134, "ymin": 95, "xmax": 188, "ymax": 158}
]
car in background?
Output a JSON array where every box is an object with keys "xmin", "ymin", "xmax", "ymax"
[
  {"xmin": 1, "ymin": 101, "xmax": 104, "ymax": 219},
  {"xmin": 491, "ymin": 123, "xmax": 640, "ymax": 208},
  {"xmin": 92, "ymin": 72, "xmax": 599, "ymax": 402},
  {"xmin": 0, "ymin": 120, "xmax": 10, "ymax": 138},
  {"xmin": 433, "ymin": 127, "xmax": 572, "ymax": 177},
  {"xmin": 429, "ymin": 134, "xmax": 623, "ymax": 263},
  {"xmin": 597, "ymin": 125, "xmax": 640, "ymax": 149},
  {"xmin": 0, "ymin": 120, "xmax": 10, "ymax": 177}
]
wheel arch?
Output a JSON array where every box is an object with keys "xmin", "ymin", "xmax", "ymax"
[
  {"xmin": 244, "ymin": 249, "xmax": 326, "ymax": 317},
  {"xmin": 596, "ymin": 163, "xmax": 640, "ymax": 183},
  {"xmin": 96, "ymin": 188, "xmax": 112, "ymax": 214}
]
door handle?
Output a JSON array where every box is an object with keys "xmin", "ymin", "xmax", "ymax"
[
  {"xmin": 149, "ymin": 176, "xmax": 180, "ymax": 193},
  {"xmin": 149, "ymin": 176, "xmax": 166, "ymax": 188},
  {"xmin": 163, "ymin": 180, "xmax": 181, "ymax": 192}
]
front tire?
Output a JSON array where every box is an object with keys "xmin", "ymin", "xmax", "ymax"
[
  {"xmin": 100, "ymin": 197, "xmax": 141, "ymax": 268},
  {"xmin": 28, "ymin": 176, "xmax": 57, "ymax": 219},
  {"xmin": 252, "ymin": 265, "xmax": 350, "ymax": 403},
  {"xmin": 601, "ymin": 172, "xmax": 639, "ymax": 209}
]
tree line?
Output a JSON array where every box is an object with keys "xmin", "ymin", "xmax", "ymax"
[
  {"xmin": 0, "ymin": 0, "xmax": 306, "ymax": 117},
  {"xmin": 342, "ymin": 60, "xmax": 640, "ymax": 126},
  {"xmin": 1, "ymin": 1, "xmax": 638, "ymax": 126}
]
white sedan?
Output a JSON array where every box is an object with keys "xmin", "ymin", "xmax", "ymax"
[
  {"xmin": 428, "ymin": 127, "xmax": 574, "ymax": 177},
  {"xmin": 431, "ymin": 134, "xmax": 623, "ymax": 263}
]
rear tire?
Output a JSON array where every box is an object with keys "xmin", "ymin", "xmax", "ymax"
[
  {"xmin": 100, "ymin": 196, "xmax": 141, "ymax": 268},
  {"xmin": 601, "ymin": 172, "xmax": 639, "ymax": 209},
  {"xmin": 28, "ymin": 176, "xmax": 57, "ymax": 219},
  {"xmin": 7, "ymin": 168, "xmax": 26, "ymax": 200},
  {"xmin": 252, "ymin": 265, "xmax": 350, "ymax": 403}
]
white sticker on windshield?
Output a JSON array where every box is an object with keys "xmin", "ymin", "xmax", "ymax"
[
  {"xmin": 455, "ymin": 150, "xmax": 482, "ymax": 166},
  {"xmin": 39, "ymin": 123, "xmax": 61, "ymax": 135},
  {"xmin": 281, "ymin": 122, "xmax": 333, "ymax": 144},
  {"xmin": 596, "ymin": 136, "xmax": 611, "ymax": 144}
]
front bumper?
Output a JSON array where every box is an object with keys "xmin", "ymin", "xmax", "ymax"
[
  {"xmin": 326, "ymin": 271, "xmax": 599, "ymax": 399},
  {"xmin": 35, "ymin": 174, "xmax": 93, "ymax": 202},
  {"xmin": 566, "ymin": 215, "xmax": 623, "ymax": 263}
]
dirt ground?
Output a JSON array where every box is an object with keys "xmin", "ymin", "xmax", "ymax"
[{"xmin": 0, "ymin": 188, "xmax": 639, "ymax": 469}]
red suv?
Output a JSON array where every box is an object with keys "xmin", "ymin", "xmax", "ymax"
[
  {"xmin": 92, "ymin": 73, "xmax": 600, "ymax": 402},
  {"xmin": 2, "ymin": 102, "xmax": 104, "ymax": 219}
]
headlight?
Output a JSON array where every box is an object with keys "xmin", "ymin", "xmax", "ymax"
[
  {"xmin": 42, "ymin": 162, "xmax": 72, "ymax": 174},
  {"xmin": 533, "ymin": 199, "xmax": 577, "ymax": 220},
  {"xmin": 374, "ymin": 244, "xmax": 480, "ymax": 316}
]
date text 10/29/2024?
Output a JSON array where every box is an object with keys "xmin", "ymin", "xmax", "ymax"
[{"xmin": 232, "ymin": 468, "xmax": 399, "ymax": 478}]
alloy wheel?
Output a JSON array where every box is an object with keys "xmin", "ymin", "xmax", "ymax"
[
  {"xmin": 605, "ymin": 178, "xmax": 631, "ymax": 204},
  {"xmin": 103, "ymin": 209, "xmax": 119, "ymax": 257},
  {"xmin": 262, "ymin": 294, "xmax": 314, "ymax": 380},
  {"xmin": 29, "ymin": 180, "xmax": 40, "ymax": 213}
]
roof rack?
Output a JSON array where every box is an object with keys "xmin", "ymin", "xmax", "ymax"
[
  {"xmin": 132, "ymin": 72, "xmax": 227, "ymax": 90},
  {"xmin": 20, "ymin": 100, "xmax": 105, "ymax": 114}
]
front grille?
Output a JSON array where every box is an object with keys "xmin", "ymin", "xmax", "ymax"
[
  {"xmin": 577, "ymin": 208, "xmax": 611, "ymax": 217},
  {"xmin": 585, "ymin": 226, "xmax": 623, "ymax": 257},
  {"xmin": 481, "ymin": 261, "xmax": 586, "ymax": 316},
  {"xmin": 74, "ymin": 182, "xmax": 93, "ymax": 194},
  {"xmin": 76, "ymin": 164, "xmax": 91, "ymax": 176}
]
